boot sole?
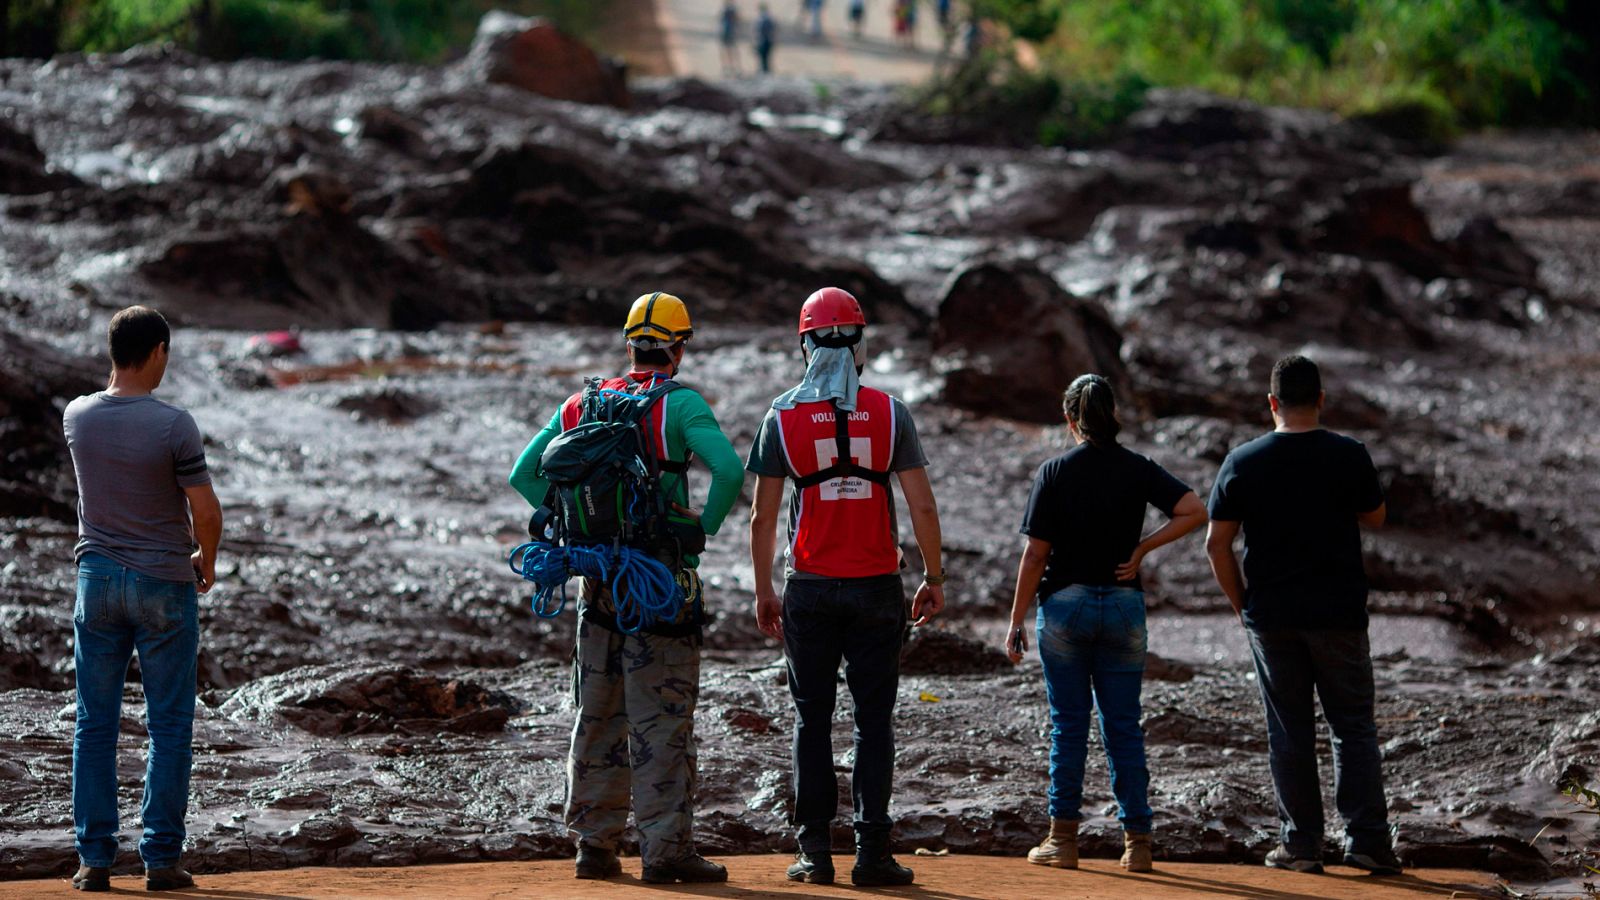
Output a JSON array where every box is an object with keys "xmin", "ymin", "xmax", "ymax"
[
  {"xmin": 574, "ymin": 868, "xmax": 621, "ymax": 880},
  {"xmin": 787, "ymin": 871, "xmax": 836, "ymax": 884},
  {"xmin": 71, "ymin": 882, "xmax": 109, "ymax": 893},
  {"xmin": 1027, "ymin": 855, "xmax": 1077, "ymax": 869}
]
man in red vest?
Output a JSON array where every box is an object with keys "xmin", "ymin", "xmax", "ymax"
[{"xmin": 747, "ymin": 287, "xmax": 946, "ymax": 887}]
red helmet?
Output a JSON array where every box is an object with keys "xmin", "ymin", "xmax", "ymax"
[{"xmin": 798, "ymin": 287, "xmax": 867, "ymax": 336}]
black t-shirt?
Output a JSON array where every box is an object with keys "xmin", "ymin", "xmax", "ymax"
[
  {"xmin": 1207, "ymin": 429, "xmax": 1384, "ymax": 631},
  {"xmin": 1020, "ymin": 442, "xmax": 1192, "ymax": 595}
]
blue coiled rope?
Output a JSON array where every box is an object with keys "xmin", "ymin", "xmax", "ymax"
[{"xmin": 508, "ymin": 540, "xmax": 684, "ymax": 634}]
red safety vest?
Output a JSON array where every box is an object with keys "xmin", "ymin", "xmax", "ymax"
[{"xmin": 776, "ymin": 387, "xmax": 898, "ymax": 578}]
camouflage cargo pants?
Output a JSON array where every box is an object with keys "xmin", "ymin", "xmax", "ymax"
[{"xmin": 566, "ymin": 581, "xmax": 702, "ymax": 866}]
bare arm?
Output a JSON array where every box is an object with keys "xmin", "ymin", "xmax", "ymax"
[
  {"xmin": 1358, "ymin": 501, "xmax": 1387, "ymax": 530},
  {"xmin": 1115, "ymin": 491, "xmax": 1209, "ymax": 581},
  {"xmin": 896, "ymin": 466, "xmax": 945, "ymax": 626},
  {"xmin": 184, "ymin": 482, "xmax": 223, "ymax": 594},
  {"xmin": 1205, "ymin": 519, "xmax": 1245, "ymax": 619},
  {"xmin": 1005, "ymin": 536, "xmax": 1051, "ymax": 664},
  {"xmin": 749, "ymin": 475, "xmax": 786, "ymax": 641}
]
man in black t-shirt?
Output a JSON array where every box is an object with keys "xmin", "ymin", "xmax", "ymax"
[{"xmin": 1205, "ymin": 355, "xmax": 1401, "ymax": 876}]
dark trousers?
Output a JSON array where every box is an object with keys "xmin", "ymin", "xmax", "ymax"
[
  {"xmin": 782, "ymin": 574, "xmax": 905, "ymax": 854},
  {"xmin": 1246, "ymin": 627, "xmax": 1392, "ymax": 857}
]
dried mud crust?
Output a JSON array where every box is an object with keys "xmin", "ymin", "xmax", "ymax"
[{"xmin": 0, "ymin": 52, "xmax": 1598, "ymax": 885}]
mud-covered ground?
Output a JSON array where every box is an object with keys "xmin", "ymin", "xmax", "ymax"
[{"xmin": 1, "ymin": 40, "xmax": 1598, "ymax": 887}]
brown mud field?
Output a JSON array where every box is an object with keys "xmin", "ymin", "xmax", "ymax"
[
  {"xmin": 0, "ymin": 855, "xmax": 1500, "ymax": 899},
  {"xmin": 2, "ymin": 26, "xmax": 1599, "ymax": 893}
]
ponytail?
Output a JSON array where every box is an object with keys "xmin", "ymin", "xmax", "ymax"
[{"xmin": 1063, "ymin": 374, "xmax": 1120, "ymax": 447}]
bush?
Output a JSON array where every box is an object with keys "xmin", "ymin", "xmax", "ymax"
[
  {"xmin": 10, "ymin": 0, "xmax": 610, "ymax": 63},
  {"xmin": 198, "ymin": 0, "xmax": 361, "ymax": 61},
  {"xmin": 917, "ymin": 50, "xmax": 1148, "ymax": 147},
  {"xmin": 957, "ymin": 0, "xmax": 1596, "ymax": 137}
]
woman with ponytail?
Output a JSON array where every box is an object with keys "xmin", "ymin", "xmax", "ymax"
[{"xmin": 1004, "ymin": 374, "xmax": 1208, "ymax": 874}]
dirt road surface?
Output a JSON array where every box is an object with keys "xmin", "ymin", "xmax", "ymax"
[{"xmin": 0, "ymin": 855, "xmax": 1498, "ymax": 899}]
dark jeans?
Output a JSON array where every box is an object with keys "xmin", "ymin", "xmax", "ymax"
[
  {"xmin": 73, "ymin": 553, "xmax": 199, "ymax": 869},
  {"xmin": 1037, "ymin": 585, "xmax": 1152, "ymax": 833},
  {"xmin": 1246, "ymin": 627, "xmax": 1391, "ymax": 857},
  {"xmin": 782, "ymin": 574, "xmax": 905, "ymax": 854}
]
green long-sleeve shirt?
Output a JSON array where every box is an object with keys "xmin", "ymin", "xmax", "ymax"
[{"xmin": 508, "ymin": 385, "xmax": 744, "ymax": 567}]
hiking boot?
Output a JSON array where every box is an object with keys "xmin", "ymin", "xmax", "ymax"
[
  {"xmin": 1026, "ymin": 818, "xmax": 1078, "ymax": 869},
  {"xmin": 71, "ymin": 866, "xmax": 110, "ymax": 892},
  {"xmin": 1343, "ymin": 846, "xmax": 1403, "ymax": 876},
  {"xmin": 1264, "ymin": 845, "xmax": 1324, "ymax": 874},
  {"xmin": 574, "ymin": 846, "xmax": 622, "ymax": 880},
  {"xmin": 641, "ymin": 854, "xmax": 728, "ymax": 884},
  {"xmin": 786, "ymin": 849, "xmax": 835, "ymax": 884},
  {"xmin": 144, "ymin": 866, "xmax": 195, "ymax": 891},
  {"xmin": 1120, "ymin": 831, "xmax": 1153, "ymax": 873},
  {"xmin": 851, "ymin": 851, "xmax": 914, "ymax": 887}
]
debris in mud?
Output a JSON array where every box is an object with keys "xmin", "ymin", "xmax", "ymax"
[
  {"xmin": 900, "ymin": 628, "xmax": 1012, "ymax": 676},
  {"xmin": 932, "ymin": 260, "xmax": 1124, "ymax": 423},
  {"xmin": 0, "ymin": 328, "xmax": 100, "ymax": 520},
  {"xmin": 334, "ymin": 387, "xmax": 437, "ymax": 423},
  {"xmin": 220, "ymin": 665, "xmax": 520, "ymax": 736}
]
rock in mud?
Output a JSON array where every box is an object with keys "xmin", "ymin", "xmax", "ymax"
[
  {"xmin": 221, "ymin": 665, "xmax": 519, "ymax": 736},
  {"xmin": 0, "ymin": 328, "xmax": 100, "ymax": 520},
  {"xmin": 932, "ymin": 260, "xmax": 1124, "ymax": 422},
  {"xmin": 334, "ymin": 387, "xmax": 437, "ymax": 423},
  {"xmin": 0, "ymin": 119, "xmax": 82, "ymax": 195},
  {"xmin": 462, "ymin": 11, "xmax": 629, "ymax": 108},
  {"xmin": 899, "ymin": 628, "xmax": 1011, "ymax": 676}
]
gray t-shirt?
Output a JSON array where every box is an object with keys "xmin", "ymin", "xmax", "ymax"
[
  {"xmin": 746, "ymin": 393, "xmax": 928, "ymax": 578},
  {"xmin": 64, "ymin": 393, "xmax": 211, "ymax": 582}
]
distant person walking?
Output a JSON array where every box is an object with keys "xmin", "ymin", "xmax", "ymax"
[
  {"xmin": 64, "ymin": 306, "xmax": 223, "ymax": 894},
  {"xmin": 849, "ymin": 0, "xmax": 866, "ymax": 38},
  {"xmin": 808, "ymin": 0, "xmax": 826, "ymax": 39},
  {"xmin": 720, "ymin": 1, "xmax": 744, "ymax": 75},
  {"xmin": 1205, "ymin": 355, "xmax": 1403, "ymax": 876},
  {"xmin": 893, "ymin": 0, "xmax": 917, "ymax": 48},
  {"xmin": 756, "ymin": 5, "xmax": 778, "ymax": 73},
  {"xmin": 748, "ymin": 288, "xmax": 946, "ymax": 887},
  {"xmin": 1004, "ymin": 374, "xmax": 1206, "ymax": 874}
]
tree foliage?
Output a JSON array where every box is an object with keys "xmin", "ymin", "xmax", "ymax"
[
  {"xmin": 2, "ymin": 0, "xmax": 605, "ymax": 61},
  {"xmin": 968, "ymin": 0, "xmax": 1597, "ymax": 134}
]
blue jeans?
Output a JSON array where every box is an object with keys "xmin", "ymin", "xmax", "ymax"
[
  {"xmin": 783, "ymin": 574, "xmax": 906, "ymax": 853},
  {"xmin": 73, "ymin": 553, "xmax": 199, "ymax": 869},
  {"xmin": 1246, "ymin": 627, "xmax": 1391, "ymax": 857},
  {"xmin": 1037, "ymin": 585, "xmax": 1152, "ymax": 833}
]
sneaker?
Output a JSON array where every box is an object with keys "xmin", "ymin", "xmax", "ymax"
[
  {"xmin": 1264, "ymin": 845, "xmax": 1324, "ymax": 874},
  {"xmin": 641, "ymin": 854, "xmax": 728, "ymax": 884},
  {"xmin": 71, "ymin": 866, "xmax": 110, "ymax": 893},
  {"xmin": 851, "ymin": 852, "xmax": 914, "ymax": 887},
  {"xmin": 144, "ymin": 866, "xmax": 195, "ymax": 891},
  {"xmin": 787, "ymin": 850, "xmax": 835, "ymax": 884},
  {"xmin": 1344, "ymin": 846, "xmax": 1403, "ymax": 875},
  {"xmin": 574, "ymin": 846, "xmax": 622, "ymax": 880}
]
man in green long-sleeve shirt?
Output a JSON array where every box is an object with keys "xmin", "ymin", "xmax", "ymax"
[{"xmin": 508, "ymin": 293, "xmax": 743, "ymax": 885}]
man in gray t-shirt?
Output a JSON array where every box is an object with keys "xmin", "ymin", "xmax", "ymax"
[{"xmin": 61, "ymin": 306, "xmax": 222, "ymax": 893}]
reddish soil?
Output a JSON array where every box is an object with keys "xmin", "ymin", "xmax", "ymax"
[{"xmin": 0, "ymin": 855, "xmax": 1499, "ymax": 899}]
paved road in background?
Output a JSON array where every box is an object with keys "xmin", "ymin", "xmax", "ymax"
[{"xmin": 657, "ymin": 0, "xmax": 953, "ymax": 82}]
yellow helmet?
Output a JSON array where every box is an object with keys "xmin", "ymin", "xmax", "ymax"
[{"xmin": 624, "ymin": 292, "xmax": 694, "ymax": 347}]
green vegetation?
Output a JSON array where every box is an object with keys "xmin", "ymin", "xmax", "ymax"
[
  {"xmin": 1, "ymin": 0, "xmax": 607, "ymax": 62},
  {"xmin": 1565, "ymin": 779, "xmax": 1600, "ymax": 898},
  {"xmin": 929, "ymin": 0, "xmax": 1598, "ymax": 146}
]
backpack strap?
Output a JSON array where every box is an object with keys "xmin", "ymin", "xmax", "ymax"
[{"xmin": 793, "ymin": 398, "xmax": 892, "ymax": 489}]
